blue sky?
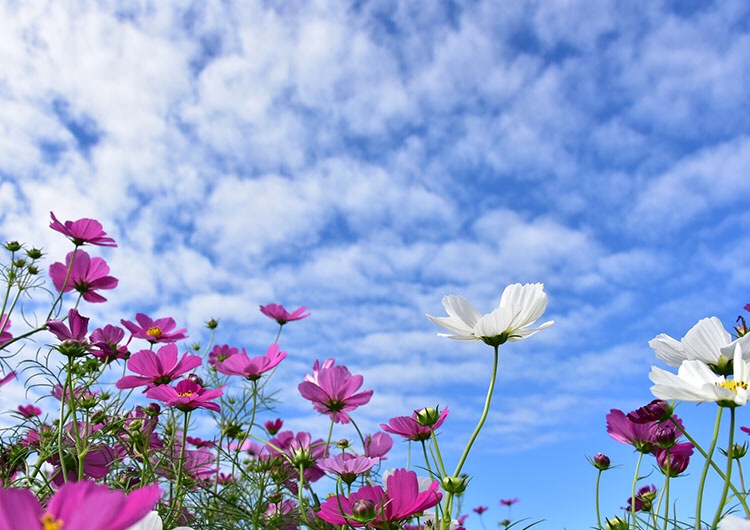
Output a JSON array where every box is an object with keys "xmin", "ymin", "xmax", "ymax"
[{"xmin": 0, "ymin": 0, "xmax": 749, "ymax": 528}]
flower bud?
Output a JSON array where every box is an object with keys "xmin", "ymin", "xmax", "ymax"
[
  {"xmin": 592, "ymin": 453, "xmax": 611, "ymax": 471},
  {"xmin": 605, "ymin": 516, "xmax": 629, "ymax": 530},
  {"xmin": 441, "ymin": 475, "xmax": 468, "ymax": 494},
  {"xmin": 186, "ymin": 373, "xmax": 203, "ymax": 387},
  {"xmin": 415, "ymin": 406, "xmax": 442, "ymax": 427},
  {"xmin": 206, "ymin": 318, "xmax": 219, "ymax": 330},
  {"xmin": 26, "ymin": 265, "xmax": 39, "ymax": 275},
  {"xmin": 351, "ymin": 499, "xmax": 376, "ymax": 522},
  {"xmin": 627, "ymin": 399, "xmax": 673, "ymax": 423},
  {"xmin": 653, "ymin": 424, "xmax": 677, "ymax": 448},
  {"xmin": 4, "ymin": 241, "xmax": 21, "ymax": 252},
  {"xmin": 144, "ymin": 403, "xmax": 161, "ymax": 417},
  {"xmin": 26, "ymin": 247, "xmax": 43, "ymax": 260}
]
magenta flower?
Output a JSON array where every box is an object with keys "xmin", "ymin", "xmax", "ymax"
[
  {"xmin": 321, "ymin": 454, "xmax": 379, "ymax": 484},
  {"xmin": 89, "ymin": 324, "xmax": 129, "ymax": 361},
  {"xmin": 473, "ymin": 506, "xmax": 489, "ymax": 514},
  {"xmin": 0, "ymin": 314, "xmax": 11, "ymax": 347},
  {"xmin": 116, "ymin": 343, "xmax": 202, "ymax": 390},
  {"xmin": 655, "ymin": 443, "xmax": 694, "ymax": 477},
  {"xmin": 500, "ymin": 498, "xmax": 519, "ymax": 506},
  {"xmin": 208, "ymin": 344, "xmax": 239, "ymax": 367},
  {"xmin": 265, "ymin": 418, "xmax": 283, "ymax": 435},
  {"xmin": 0, "ymin": 371, "xmax": 15, "ymax": 387},
  {"xmin": 49, "ymin": 212, "xmax": 117, "ymax": 247},
  {"xmin": 318, "ymin": 468, "xmax": 442, "ymax": 526},
  {"xmin": 17, "ymin": 404, "xmax": 42, "ymax": 418},
  {"xmin": 47, "ymin": 309, "xmax": 90, "ymax": 357},
  {"xmin": 260, "ymin": 303, "xmax": 310, "ymax": 325},
  {"xmin": 0, "ymin": 480, "xmax": 160, "ymax": 530},
  {"xmin": 605, "ymin": 409, "xmax": 658, "ymax": 453},
  {"xmin": 381, "ymin": 408, "xmax": 450, "ymax": 442},
  {"xmin": 267, "ymin": 430, "xmax": 329, "ymax": 484},
  {"xmin": 215, "ymin": 344, "xmax": 287, "ymax": 380},
  {"xmin": 49, "ymin": 251, "xmax": 118, "ymax": 303},
  {"xmin": 121, "ymin": 313, "xmax": 188, "ymax": 344},
  {"xmin": 623, "ymin": 485, "xmax": 657, "ymax": 512},
  {"xmin": 363, "ymin": 431, "xmax": 394, "ymax": 459},
  {"xmin": 298, "ymin": 360, "xmax": 373, "ymax": 424},
  {"xmin": 146, "ymin": 379, "xmax": 223, "ymax": 412}
]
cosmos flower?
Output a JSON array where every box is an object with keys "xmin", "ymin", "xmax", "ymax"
[
  {"xmin": 0, "ymin": 479, "xmax": 160, "ymax": 530},
  {"xmin": 427, "ymin": 283, "xmax": 553, "ymax": 346},
  {"xmin": 121, "ymin": 313, "xmax": 188, "ymax": 344},
  {"xmin": 654, "ymin": 442, "xmax": 694, "ymax": 477},
  {"xmin": 49, "ymin": 251, "xmax": 118, "ymax": 303},
  {"xmin": 500, "ymin": 498, "xmax": 519, "ymax": 506},
  {"xmin": 0, "ymin": 314, "xmax": 12, "ymax": 347},
  {"xmin": 260, "ymin": 303, "xmax": 310, "ymax": 325},
  {"xmin": 363, "ymin": 431, "xmax": 394, "ymax": 459},
  {"xmin": 89, "ymin": 324, "xmax": 129, "ymax": 361},
  {"xmin": 265, "ymin": 418, "xmax": 284, "ymax": 435},
  {"xmin": 214, "ymin": 344, "xmax": 287, "ymax": 381},
  {"xmin": 116, "ymin": 344, "xmax": 202, "ymax": 390},
  {"xmin": 298, "ymin": 360, "xmax": 373, "ymax": 424},
  {"xmin": 321, "ymin": 453, "xmax": 379, "ymax": 484},
  {"xmin": 49, "ymin": 212, "xmax": 118, "ymax": 247},
  {"xmin": 381, "ymin": 408, "xmax": 449, "ymax": 441},
  {"xmin": 649, "ymin": 316, "xmax": 750, "ymax": 375},
  {"xmin": 17, "ymin": 404, "xmax": 42, "ymax": 418},
  {"xmin": 720, "ymin": 515, "xmax": 750, "ymax": 530},
  {"xmin": 606, "ymin": 409, "xmax": 658, "ymax": 453},
  {"xmin": 0, "ymin": 371, "xmax": 16, "ymax": 388},
  {"xmin": 145, "ymin": 379, "xmax": 223, "ymax": 413},
  {"xmin": 47, "ymin": 309, "xmax": 90, "ymax": 356},
  {"xmin": 473, "ymin": 506, "xmax": 489, "ymax": 514},
  {"xmin": 650, "ymin": 344, "xmax": 750, "ymax": 407},
  {"xmin": 124, "ymin": 511, "xmax": 194, "ymax": 530},
  {"xmin": 207, "ymin": 344, "xmax": 239, "ymax": 367},
  {"xmin": 317, "ymin": 468, "xmax": 442, "ymax": 527}
]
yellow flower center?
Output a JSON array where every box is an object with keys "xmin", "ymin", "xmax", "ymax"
[
  {"xmin": 717, "ymin": 380, "xmax": 749, "ymax": 393},
  {"xmin": 40, "ymin": 513, "xmax": 64, "ymax": 530},
  {"xmin": 178, "ymin": 391, "xmax": 194, "ymax": 397},
  {"xmin": 146, "ymin": 326, "xmax": 163, "ymax": 339}
]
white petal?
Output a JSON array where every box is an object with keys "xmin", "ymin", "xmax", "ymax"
[
  {"xmin": 683, "ymin": 317, "xmax": 731, "ymax": 364},
  {"xmin": 500, "ymin": 283, "xmax": 547, "ymax": 327},
  {"xmin": 126, "ymin": 512, "xmax": 162, "ymax": 530},
  {"xmin": 648, "ymin": 333, "xmax": 686, "ymax": 367},
  {"xmin": 442, "ymin": 294, "xmax": 482, "ymax": 327}
]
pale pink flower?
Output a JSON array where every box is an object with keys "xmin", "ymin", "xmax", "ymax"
[
  {"xmin": 381, "ymin": 408, "xmax": 449, "ymax": 441},
  {"xmin": 260, "ymin": 303, "xmax": 310, "ymax": 324}
]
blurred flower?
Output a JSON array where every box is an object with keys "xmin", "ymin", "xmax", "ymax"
[
  {"xmin": 265, "ymin": 418, "xmax": 284, "ymax": 435},
  {"xmin": 426, "ymin": 283, "xmax": 553, "ymax": 346},
  {"xmin": 473, "ymin": 506, "xmax": 489, "ymax": 514},
  {"xmin": 121, "ymin": 313, "xmax": 187, "ymax": 344},
  {"xmin": 0, "ymin": 314, "xmax": 12, "ymax": 347},
  {"xmin": 215, "ymin": 344, "xmax": 286, "ymax": 381},
  {"xmin": 649, "ymin": 317, "xmax": 750, "ymax": 375},
  {"xmin": 720, "ymin": 514, "xmax": 750, "ymax": 530},
  {"xmin": 0, "ymin": 480, "xmax": 160, "ymax": 530},
  {"xmin": 298, "ymin": 359, "xmax": 373, "ymax": 424},
  {"xmin": 116, "ymin": 344, "xmax": 202, "ymax": 390},
  {"xmin": 267, "ymin": 430, "xmax": 328, "ymax": 484},
  {"xmin": 0, "ymin": 371, "xmax": 15, "ymax": 387},
  {"xmin": 381, "ymin": 408, "xmax": 449, "ymax": 441},
  {"xmin": 125, "ymin": 511, "xmax": 194, "ymax": 530},
  {"xmin": 208, "ymin": 344, "xmax": 239, "ymax": 367},
  {"xmin": 363, "ymin": 431, "xmax": 393, "ymax": 459},
  {"xmin": 318, "ymin": 468, "xmax": 442, "ymax": 526},
  {"xmin": 50, "ymin": 212, "xmax": 117, "ymax": 247},
  {"xmin": 17, "ymin": 404, "xmax": 42, "ymax": 418},
  {"xmin": 500, "ymin": 498, "xmax": 519, "ymax": 506},
  {"xmin": 623, "ymin": 484, "xmax": 657, "ymax": 512},
  {"xmin": 263, "ymin": 499, "xmax": 298, "ymax": 530},
  {"xmin": 49, "ymin": 250, "xmax": 118, "ymax": 303},
  {"xmin": 260, "ymin": 303, "xmax": 310, "ymax": 325},
  {"xmin": 146, "ymin": 379, "xmax": 223, "ymax": 413},
  {"xmin": 650, "ymin": 344, "xmax": 750, "ymax": 407}
]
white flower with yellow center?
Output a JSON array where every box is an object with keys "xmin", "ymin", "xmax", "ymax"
[
  {"xmin": 649, "ymin": 344, "xmax": 750, "ymax": 407},
  {"xmin": 426, "ymin": 283, "xmax": 553, "ymax": 347}
]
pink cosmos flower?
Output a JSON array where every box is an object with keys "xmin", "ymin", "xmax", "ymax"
[
  {"xmin": 17, "ymin": 404, "xmax": 42, "ymax": 418},
  {"xmin": 47, "ymin": 308, "xmax": 89, "ymax": 343},
  {"xmin": 267, "ymin": 430, "xmax": 329, "ymax": 484},
  {"xmin": 317, "ymin": 468, "xmax": 442, "ymax": 526},
  {"xmin": 363, "ymin": 431, "xmax": 394, "ymax": 459},
  {"xmin": 116, "ymin": 344, "xmax": 202, "ymax": 390},
  {"xmin": 214, "ymin": 344, "xmax": 287, "ymax": 381},
  {"xmin": 121, "ymin": 313, "xmax": 188, "ymax": 344},
  {"xmin": 260, "ymin": 303, "xmax": 310, "ymax": 325},
  {"xmin": 0, "ymin": 479, "xmax": 159, "ymax": 530},
  {"xmin": 381, "ymin": 408, "xmax": 450, "ymax": 441},
  {"xmin": 0, "ymin": 314, "xmax": 11, "ymax": 347},
  {"xmin": 208, "ymin": 344, "xmax": 239, "ymax": 367},
  {"xmin": 48, "ymin": 422, "xmax": 115, "ymax": 485},
  {"xmin": 264, "ymin": 499, "xmax": 298, "ymax": 530},
  {"xmin": 655, "ymin": 443, "xmax": 694, "ymax": 477},
  {"xmin": 89, "ymin": 324, "xmax": 129, "ymax": 361},
  {"xmin": 0, "ymin": 371, "xmax": 15, "ymax": 387},
  {"xmin": 500, "ymin": 498, "xmax": 519, "ymax": 506},
  {"xmin": 265, "ymin": 418, "xmax": 283, "ymax": 435},
  {"xmin": 474, "ymin": 506, "xmax": 489, "ymax": 514},
  {"xmin": 623, "ymin": 485, "xmax": 657, "ymax": 512},
  {"xmin": 605, "ymin": 409, "xmax": 658, "ymax": 453},
  {"xmin": 298, "ymin": 359, "xmax": 373, "ymax": 424},
  {"xmin": 49, "ymin": 251, "xmax": 118, "ymax": 303},
  {"xmin": 321, "ymin": 454, "xmax": 379, "ymax": 484},
  {"xmin": 49, "ymin": 212, "xmax": 118, "ymax": 247},
  {"xmin": 146, "ymin": 379, "xmax": 223, "ymax": 413}
]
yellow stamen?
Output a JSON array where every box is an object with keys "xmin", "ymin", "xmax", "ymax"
[
  {"xmin": 146, "ymin": 326, "xmax": 163, "ymax": 339},
  {"xmin": 178, "ymin": 391, "xmax": 194, "ymax": 397},
  {"xmin": 40, "ymin": 513, "xmax": 64, "ymax": 530},
  {"xmin": 717, "ymin": 380, "xmax": 749, "ymax": 393}
]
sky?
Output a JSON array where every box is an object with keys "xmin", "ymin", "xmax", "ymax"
[{"xmin": 0, "ymin": 0, "xmax": 749, "ymax": 528}]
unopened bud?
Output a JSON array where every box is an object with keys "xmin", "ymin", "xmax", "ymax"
[
  {"xmin": 26, "ymin": 248, "xmax": 43, "ymax": 260},
  {"xmin": 351, "ymin": 499, "xmax": 376, "ymax": 522},
  {"xmin": 415, "ymin": 406, "xmax": 441, "ymax": 427},
  {"xmin": 206, "ymin": 318, "xmax": 219, "ymax": 330},
  {"xmin": 592, "ymin": 453, "xmax": 611, "ymax": 471},
  {"xmin": 186, "ymin": 373, "xmax": 203, "ymax": 387},
  {"xmin": 4, "ymin": 241, "xmax": 21, "ymax": 252},
  {"xmin": 441, "ymin": 475, "xmax": 468, "ymax": 494}
]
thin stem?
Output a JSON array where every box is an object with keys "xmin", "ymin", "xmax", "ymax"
[
  {"xmin": 630, "ymin": 451, "xmax": 645, "ymax": 530},
  {"xmin": 695, "ymin": 407, "xmax": 723, "ymax": 530},
  {"xmin": 712, "ymin": 407, "xmax": 736, "ymax": 529},
  {"xmin": 595, "ymin": 470, "xmax": 604, "ymax": 530}
]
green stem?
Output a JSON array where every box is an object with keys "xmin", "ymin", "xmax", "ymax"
[
  {"xmin": 695, "ymin": 407, "xmax": 723, "ymax": 530},
  {"xmin": 595, "ymin": 470, "xmax": 604, "ymax": 530},
  {"xmin": 712, "ymin": 407, "xmax": 736, "ymax": 529},
  {"xmin": 630, "ymin": 451, "xmax": 644, "ymax": 530}
]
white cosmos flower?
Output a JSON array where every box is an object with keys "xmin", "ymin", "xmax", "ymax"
[
  {"xmin": 719, "ymin": 514, "xmax": 750, "ymax": 530},
  {"xmin": 649, "ymin": 316, "xmax": 750, "ymax": 373},
  {"xmin": 649, "ymin": 344, "xmax": 750, "ymax": 407},
  {"xmin": 426, "ymin": 283, "xmax": 553, "ymax": 346},
  {"xmin": 126, "ymin": 512, "xmax": 194, "ymax": 530}
]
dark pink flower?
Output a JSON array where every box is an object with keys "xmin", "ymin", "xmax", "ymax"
[
  {"xmin": 265, "ymin": 418, "xmax": 283, "ymax": 435},
  {"xmin": 623, "ymin": 485, "xmax": 657, "ymax": 512},
  {"xmin": 215, "ymin": 344, "xmax": 287, "ymax": 380},
  {"xmin": 318, "ymin": 468, "xmax": 442, "ymax": 526},
  {"xmin": 605, "ymin": 409, "xmax": 657, "ymax": 453},
  {"xmin": 298, "ymin": 359, "xmax": 373, "ymax": 424},
  {"xmin": 17, "ymin": 404, "xmax": 42, "ymax": 418},
  {"xmin": 381, "ymin": 408, "xmax": 449, "ymax": 441},
  {"xmin": 267, "ymin": 430, "xmax": 328, "ymax": 484},
  {"xmin": 187, "ymin": 436, "xmax": 216, "ymax": 448},
  {"xmin": 49, "ymin": 251, "xmax": 118, "ymax": 303},
  {"xmin": 0, "ymin": 480, "xmax": 160, "ymax": 530},
  {"xmin": 626, "ymin": 399, "xmax": 673, "ymax": 424},
  {"xmin": 89, "ymin": 324, "xmax": 129, "ymax": 361},
  {"xmin": 146, "ymin": 379, "xmax": 223, "ymax": 413},
  {"xmin": 0, "ymin": 314, "xmax": 12, "ymax": 347},
  {"xmin": 116, "ymin": 343, "xmax": 202, "ymax": 390},
  {"xmin": 473, "ymin": 506, "xmax": 489, "ymax": 514},
  {"xmin": 655, "ymin": 443, "xmax": 694, "ymax": 477},
  {"xmin": 47, "ymin": 309, "xmax": 90, "ymax": 357},
  {"xmin": 208, "ymin": 344, "xmax": 239, "ymax": 367},
  {"xmin": 260, "ymin": 303, "xmax": 310, "ymax": 325},
  {"xmin": 49, "ymin": 212, "xmax": 117, "ymax": 247},
  {"xmin": 0, "ymin": 371, "xmax": 15, "ymax": 387},
  {"xmin": 48, "ymin": 423, "xmax": 115, "ymax": 485},
  {"xmin": 121, "ymin": 313, "xmax": 187, "ymax": 344},
  {"xmin": 363, "ymin": 431, "xmax": 393, "ymax": 460},
  {"xmin": 500, "ymin": 498, "xmax": 519, "ymax": 506},
  {"xmin": 264, "ymin": 499, "xmax": 298, "ymax": 530}
]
